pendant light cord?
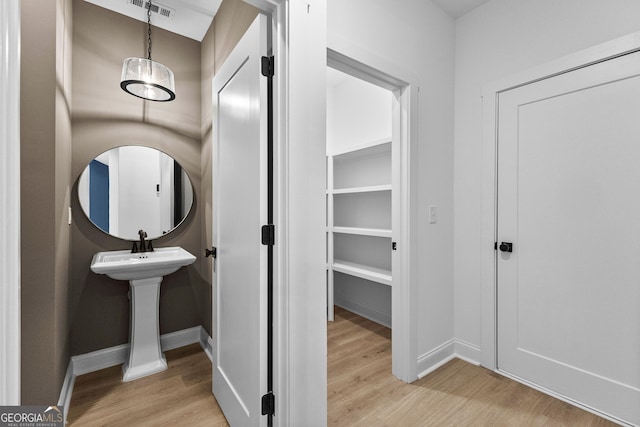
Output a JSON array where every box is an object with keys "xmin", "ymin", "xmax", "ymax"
[{"xmin": 147, "ymin": 1, "xmax": 153, "ymax": 61}]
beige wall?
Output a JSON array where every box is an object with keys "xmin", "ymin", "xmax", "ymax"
[
  {"xmin": 69, "ymin": 0, "xmax": 206, "ymax": 355},
  {"xmin": 21, "ymin": 0, "xmax": 73, "ymax": 405}
]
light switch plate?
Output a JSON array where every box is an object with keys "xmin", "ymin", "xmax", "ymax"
[{"xmin": 429, "ymin": 205, "xmax": 437, "ymax": 224}]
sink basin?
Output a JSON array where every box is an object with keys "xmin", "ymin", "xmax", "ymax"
[
  {"xmin": 90, "ymin": 246, "xmax": 196, "ymax": 382},
  {"xmin": 90, "ymin": 246, "xmax": 196, "ymax": 280}
]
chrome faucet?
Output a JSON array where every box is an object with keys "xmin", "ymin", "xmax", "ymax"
[{"xmin": 131, "ymin": 229, "xmax": 153, "ymax": 253}]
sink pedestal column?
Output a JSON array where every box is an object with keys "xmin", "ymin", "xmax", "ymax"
[{"xmin": 123, "ymin": 277, "xmax": 167, "ymax": 382}]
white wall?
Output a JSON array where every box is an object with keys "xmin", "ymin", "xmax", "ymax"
[
  {"xmin": 285, "ymin": 0, "xmax": 328, "ymax": 423},
  {"xmin": 326, "ymin": 69, "xmax": 391, "ymax": 154},
  {"xmin": 117, "ymin": 146, "xmax": 161, "ymax": 238},
  {"xmin": 453, "ymin": 0, "xmax": 640, "ymax": 351},
  {"xmin": 328, "ymin": 0, "xmax": 456, "ymax": 369}
]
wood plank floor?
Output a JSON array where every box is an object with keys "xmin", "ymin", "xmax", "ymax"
[
  {"xmin": 328, "ymin": 307, "xmax": 615, "ymax": 427},
  {"xmin": 68, "ymin": 308, "xmax": 616, "ymax": 426},
  {"xmin": 67, "ymin": 344, "xmax": 229, "ymax": 426}
]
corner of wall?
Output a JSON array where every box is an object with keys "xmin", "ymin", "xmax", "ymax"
[{"xmin": 20, "ymin": 0, "xmax": 73, "ymax": 405}]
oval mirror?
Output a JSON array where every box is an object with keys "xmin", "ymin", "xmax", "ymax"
[{"xmin": 78, "ymin": 146, "xmax": 194, "ymax": 240}]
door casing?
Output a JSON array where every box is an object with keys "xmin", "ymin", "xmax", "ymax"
[
  {"xmin": 481, "ymin": 30, "xmax": 640, "ymax": 424},
  {"xmin": 327, "ymin": 44, "xmax": 420, "ymax": 383},
  {"xmin": 242, "ymin": 1, "xmax": 328, "ymax": 425},
  {"xmin": 0, "ymin": 0, "xmax": 21, "ymax": 406}
]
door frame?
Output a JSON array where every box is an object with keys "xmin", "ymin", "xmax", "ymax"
[
  {"xmin": 0, "ymin": 0, "xmax": 21, "ymax": 406},
  {"xmin": 480, "ymin": 30, "xmax": 640, "ymax": 416},
  {"xmin": 327, "ymin": 35, "xmax": 420, "ymax": 382},
  {"xmin": 242, "ymin": 0, "xmax": 328, "ymax": 425}
]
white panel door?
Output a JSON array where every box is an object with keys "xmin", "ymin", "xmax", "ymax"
[
  {"xmin": 212, "ymin": 14, "xmax": 268, "ymax": 427},
  {"xmin": 497, "ymin": 51, "xmax": 640, "ymax": 425}
]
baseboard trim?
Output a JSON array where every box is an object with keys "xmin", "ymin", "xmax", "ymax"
[
  {"xmin": 199, "ymin": 327, "xmax": 214, "ymax": 363},
  {"xmin": 161, "ymin": 326, "xmax": 202, "ymax": 353},
  {"xmin": 57, "ymin": 361, "xmax": 75, "ymax": 425},
  {"xmin": 454, "ymin": 339, "xmax": 481, "ymax": 366},
  {"xmin": 416, "ymin": 339, "xmax": 482, "ymax": 379},
  {"xmin": 334, "ymin": 298, "xmax": 391, "ymax": 328},
  {"xmin": 59, "ymin": 326, "xmax": 213, "ymax": 424},
  {"xmin": 498, "ymin": 369, "xmax": 633, "ymax": 427},
  {"xmin": 71, "ymin": 343, "xmax": 129, "ymax": 376},
  {"xmin": 71, "ymin": 326, "xmax": 204, "ymax": 376},
  {"xmin": 417, "ymin": 339, "xmax": 456, "ymax": 379}
]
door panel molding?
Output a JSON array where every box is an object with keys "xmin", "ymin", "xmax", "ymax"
[
  {"xmin": 212, "ymin": 14, "xmax": 268, "ymax": 426},
  {"xmin": 481, "ymin": 28, "xmax": 640, "ymax": 370},
  {"xmin": 481, "ymin": 31, "xmax": 640, "ymax": 426}
]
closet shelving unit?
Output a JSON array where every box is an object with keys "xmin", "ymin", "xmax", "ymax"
[{"xmin": 326, "ymin": 138, "xmax": 392, "ymax": 323}]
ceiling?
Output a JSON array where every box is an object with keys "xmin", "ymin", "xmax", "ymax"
[
  {"xmin": 83, "ymin": 0, "xmax": 221, "ymax": 41},
  {"xmin": 430, "ymin": 0, "xmax": 491, "ymax": 18},
  {"xmin": 86, "ymin": 0, "xmax": 491, "ymax": 43}
]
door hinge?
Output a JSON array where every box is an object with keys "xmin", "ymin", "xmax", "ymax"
[
  {"xmin": 261, "ymin": 56, "xmax": 274, "ymax": 78},
  {"xmin": 392, "ymin": 241, "xmax": 397, "ymax": 251},
  {"xmin": 494, "ymin": 242, "xmax": 497, "ymax": 250},
  {"xmin": 261, "ymin": 392, "xmax": 275, "ymax": 416},
  {"xmin": 261, "ymin": 224, "xmax": 275, "ymax": 246}
]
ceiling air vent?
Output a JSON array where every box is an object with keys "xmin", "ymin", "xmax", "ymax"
[{"xmin": 127, "ymin": 0, "xmax": 174, "ymax": 20}]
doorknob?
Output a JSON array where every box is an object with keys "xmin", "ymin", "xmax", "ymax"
[{"xmin": 499, "ymin": 242, "xmax": 513, "ymax": 253}]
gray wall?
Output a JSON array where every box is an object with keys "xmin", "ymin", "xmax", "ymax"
[
  {"xmin": 20, "ymin": 0, "xmax": 73, "ymax": 405},
  {"xmin": 69, "ymin": 0, "xmax": 205, "ymax": 355},
  {"xmin": 19, "ymin": 0, "xmax": 259, "ymax": 403},
  {"xmin": 70, "ymin": 0, "xmax": 259, "ymax": 353}
]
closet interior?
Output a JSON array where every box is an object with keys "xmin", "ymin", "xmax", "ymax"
[{"xmin": 326, "ymin": 67, "xmax": 393, "ymax": 328}]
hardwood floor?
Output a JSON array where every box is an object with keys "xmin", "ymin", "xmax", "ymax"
[
  {"xmin": 328, "ymin": 307, "xmax": 615, "ymax": 427},
  {"xmin": 67, "ymin": 344, "xmax": 228, "ymax": 426},
  {"xmin": 68, "ymin": 308, "xmax": 617, "ymax": 426}
]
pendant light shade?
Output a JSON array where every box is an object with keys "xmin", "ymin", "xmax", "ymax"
[
  {"xmin": 121, "ymin": 57, "xmax": 175, "ymax": 102},
  {"xmin": 120, "ymin": 0, "xmax": 175, "ymax": 102}
]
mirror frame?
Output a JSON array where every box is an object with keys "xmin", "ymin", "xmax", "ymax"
[{"xmin": 77, "ymin": 145, "xmax": 195, "ymax": 241}]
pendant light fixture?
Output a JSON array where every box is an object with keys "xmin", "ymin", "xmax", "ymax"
[{"xmin": 120, "ymin": 0, "xmax": 175, "ymax": 102}]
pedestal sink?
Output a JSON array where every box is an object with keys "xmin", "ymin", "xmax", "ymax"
[{"xmin": 90, "ymin": 247, "xmax": 196, "ymax": 382}]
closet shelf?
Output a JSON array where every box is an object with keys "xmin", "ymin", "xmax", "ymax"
[
  {"xmin": 332, "ymin": 260, "xmax": 392, "ymax": 286},
  {"xmin": 331, "ymin": 226, "xmax": 392, "ymax": 238},
  {"xmin": 331, "ymin": 184, "xmax": 392, "ymax": 195}
]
